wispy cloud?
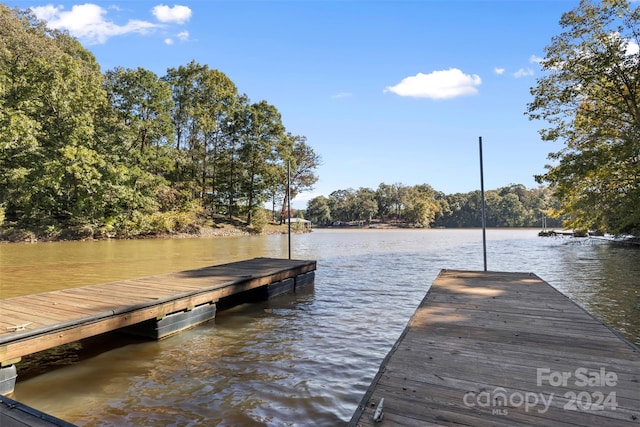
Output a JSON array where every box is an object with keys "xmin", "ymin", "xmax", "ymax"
[
  {"xmin": 384, "ymin": 68, "xmax": 481, "ymax": 100},
  {"xmin": 31, "ymin": 3, "xmax": 192, "ymax": 45},
  {"xmin": 331, "ymin": 92, "xmax": 352, "ymax": 99},
  {"xmin": 513, "ymin": 68, "xmax": 534, "ymax": 78},
  {"xmin": 494, "ymin": 67, "xmax": 505, "ymax": 75}
]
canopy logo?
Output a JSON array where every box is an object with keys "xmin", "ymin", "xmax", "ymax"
[
  {"xmin": 463, "ymin": 388, "xmax": 553, "ymax": 415},
  {"xmin": 462, "ymin": 367, "xmax": 618, "ymax": 415}
]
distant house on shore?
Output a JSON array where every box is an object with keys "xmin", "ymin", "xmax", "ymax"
[{"xmin": 287, "ymin": 217, "xmax": 312, "ymax": 230}]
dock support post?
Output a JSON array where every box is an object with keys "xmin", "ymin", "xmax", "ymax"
[
  {"xmin": 0, "ymin": 364, "xmax": 17, "ymax": 396},
  {"xmin": 295, "ymin": 271, "xmax": 315, "ymax": 291},
  {"xmin": 120, "ymin": 302, "xmax": 217, "ymax": 340},
  {"xmin": 267, "ymin": 278, "xmax": 295, "ymax": 298}
]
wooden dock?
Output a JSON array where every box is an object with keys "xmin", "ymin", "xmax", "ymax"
[
  {"xmin": 349, "ymin": 270, "xmax": 640, "ymax": 426},
  {"xmin": 0, "ymin": 257, "xmax": 315, "ymax": 394},
  {"xmin": 0, "ymin": 395, "xmax": 75, "ymax": 427}
]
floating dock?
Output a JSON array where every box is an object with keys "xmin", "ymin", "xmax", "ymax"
[
  {"xmin": 0, "ymin": 395, "xmax": 75, "ymax": 427},
  {"xmin": 0, "ymin": 257, "xmax": 316, "ymax": 396},
  {"xmin": 349, "ymin": 270, "xmax": 640, "ymax": 426}
]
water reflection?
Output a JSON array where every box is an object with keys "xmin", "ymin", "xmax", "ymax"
[{"xmin": 1, "ymin": 229, "xmax": 638, "ymax": 425}]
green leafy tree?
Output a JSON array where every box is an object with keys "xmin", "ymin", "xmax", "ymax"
[
  {"xmin": 306, "ymin": 196, "xmax": 332, "ymax": 225},
  {"xmin": 218, "ymin": 100, "xmax": 249, "ymax": 219},
  {"xmin": 354, "ymin": 187, "xmax": 378, "ymax": 222},
  {"xmin": 163, "ymin": 61, "xmax": 205, "ymax": 186},
  {"xmin": 104, "ymin": 67, "xmax": 174, "ymax": 175},
  {"xmin": 328, "ymin": 189, "xmax": 357, "ymax": 222},
  {"xmin": 527, "ymin": 0, "xmax": 640, "ymax": 235},
  {"xmin": 192, "ymin": 68, "xmax": 239, "ymax": 211},
  {"xmin": 499, "ymin": 193, "xmax": 527, "ymax": 227},
  {"xmin": 276, "ymin": 134, "xmax": 321, "ymax": 222},
  {"xmin": 402, "ymin": 184, "xmax": 441, "ymax": 227},
  {"xmin": 239, "ymin": 100, "xmax": 285, "ymax": 224},
  {"xmin": 375, "ymin": 183, "xmax": 398, "ymax": 221},
  {"xmin": 163, "ymin": 62, "xmax": 241, "ymax": 214},
  {"xmin": 0, "ymin": 6, "xmax": 117, "ymax": 228}
]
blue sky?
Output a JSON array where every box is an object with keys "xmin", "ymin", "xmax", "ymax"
[{"xmin": 9, "ymin": 0, "xmax": 577, "ymax": 208}]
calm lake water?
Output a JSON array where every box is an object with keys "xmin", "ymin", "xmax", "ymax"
[{"xmin": 1, "ymin": 229, "xmax": 638, "ymax": 426}]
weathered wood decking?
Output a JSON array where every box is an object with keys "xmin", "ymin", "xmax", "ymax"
[
  {"xmin": 350, "ymin": 270, "xmax": 640, "ymax": 426},
  {"xmin": 0, "ymin": 257, "xmax": 315, "ymax": 369}
]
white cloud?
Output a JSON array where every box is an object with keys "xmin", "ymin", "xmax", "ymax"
[
  {"xmin": 626, "ymin": 39, "xmax": 639, "ymax": 56},
  {"xmin": 30, "ymin": 5, "xmax": 59, "ymax": 20},
  {"xmin": 152, "ymin": 5, "xmax": 192, "ymax": 24},
  {"xmin": 513, "ymin": 68, "xmax": 534, "ymax": 78},
  {"xmin": 494, "ymin": 67, "xmax": 505, "ymax": 75},
  {"xmin": 165, "ymin": 30, "xmax": 190, "ymax": 45},
  {"xmin": 31, "ymin": 4, "xmax": 158, "ymax": 45},
  {"xmin": 384, "ymin": 68, "xmax": 481, "ymax": 100}
]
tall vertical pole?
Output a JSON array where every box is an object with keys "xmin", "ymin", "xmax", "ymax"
[
  {"xmin": 287, "ymin": 160, "xmax": 291, "ymax": 260},
  {"xmin": 479, "ymin": 136, "xmax": 487, "ymax": 271}
]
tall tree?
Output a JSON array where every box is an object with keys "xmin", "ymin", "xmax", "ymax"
[
  {"xmin": 306, "ymin": 196, "xmax": 332, "ymax": 224},
  {"xmin": 104, "ymin": 67, "xmax": 174, "ymax": 174},
  {"xmin": 402, "ymin": 184, "xmax": 441, "ymax": 227},
  {"xmin": 527, "ymin": 0, "xmax": 640, "ymax": 235},
  {"xmin": 375, "ymin": 183, "xmax": 403, "ymax": 221},
  {"xmin": 163, "ymin": 62, "xmax": 241, "ymax": 212},
  {"xmin": 277, "ymin": 134, "xmax": 320, "ymax": 222},
  {"xmin": 192, "ymin": 68, "xmax": 239, "ymax": 211},
  {"xmin": 354, "ymin": 187, "xmax": 378, "ymax": 222},
  {"xmin": 239, "ymin": 101, "xmax": 285, "ymax": 224},
  {"xmin": 328, "ymin": 189, "xmax": 357, "ymax": 222},
  {"xmin": 163, "ymin": 61, "xmax": 205, "ymax": 186}
]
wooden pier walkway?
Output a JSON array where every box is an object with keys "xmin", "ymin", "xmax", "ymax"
[
  {"xmin": 0, "ymin": 257, "xmax": 315, "ymax": 391},
  {"xmin": 350, "ymin": 270, "xmax": 640, "ymax": 426}
]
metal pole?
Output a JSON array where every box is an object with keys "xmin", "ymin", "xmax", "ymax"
[
  {"xmin": 287, "ymin": 160, "xmax": 291, "ymax": 260},
  {"xmin": 479, "ymin": 136, "xmax": 487, "ymax": 271}
]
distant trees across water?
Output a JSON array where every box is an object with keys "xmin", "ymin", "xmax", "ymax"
[{"xmin": 305, "ymin": 183, "xmax": 563, "ymax": 229}]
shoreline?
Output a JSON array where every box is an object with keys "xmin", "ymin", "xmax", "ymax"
[{"xmin": 0, "ymin": 222, "xmax": 310, "ymax": 244}]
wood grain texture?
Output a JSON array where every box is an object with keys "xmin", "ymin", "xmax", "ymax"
[{"xmin": 350, "ymin": 270, "xmax": 640, "ymax": 427}]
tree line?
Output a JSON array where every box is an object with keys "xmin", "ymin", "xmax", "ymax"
[
  {"xmin": 305, "ymin": 183, "xmax": 563, "ymax": 229},
  {"xmin": 0, "ymin": 5, "xmax": 319, "ymax": 239}
]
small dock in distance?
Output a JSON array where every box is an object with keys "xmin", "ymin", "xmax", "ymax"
[
  {"xmin": 0, "ymin": 257, "xmax": 315, "ymax": 396},
  {"xmin": 350, "ymin": 270, "xmax": 640, "ymax": 426}
]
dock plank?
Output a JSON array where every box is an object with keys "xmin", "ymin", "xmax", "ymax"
[{"xmin": 349, "ymin": 270, "xmax": 640, "ymax": 427}]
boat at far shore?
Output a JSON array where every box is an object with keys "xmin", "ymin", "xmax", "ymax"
[
  {"xmin": 538, "ymin": 229, "xmax": 640, "ymax": 245},
  {"xmin": 538, "ymin": 229, "xmax": 587, "ymax": 237}
]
